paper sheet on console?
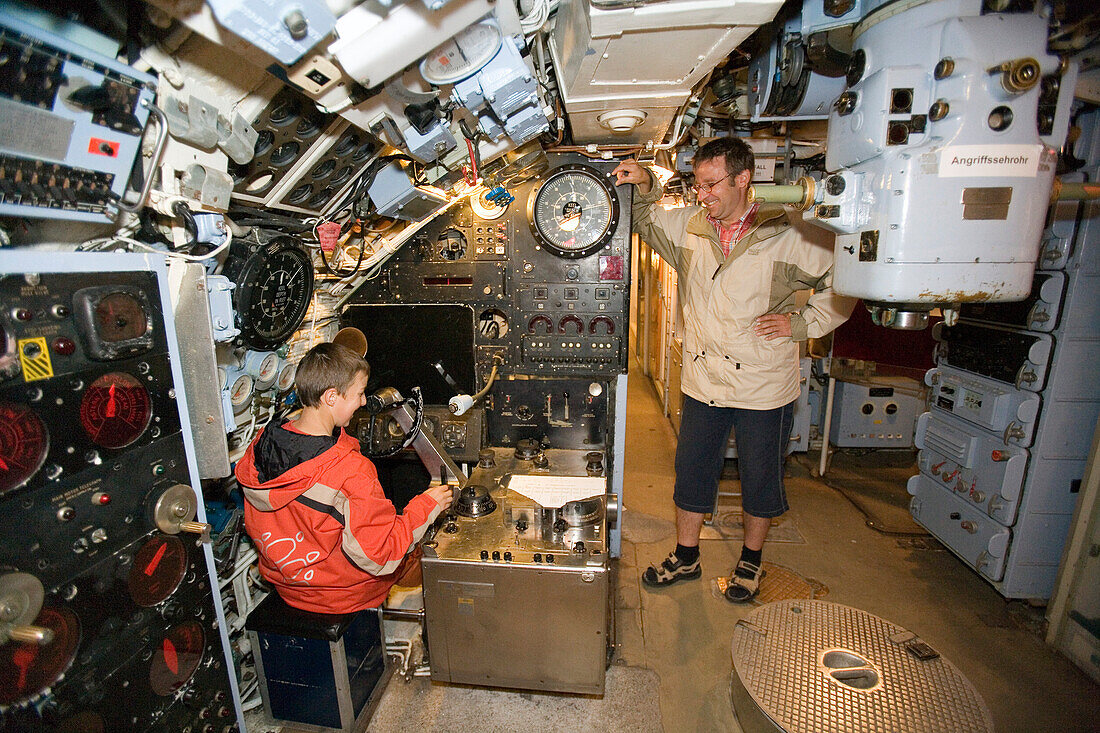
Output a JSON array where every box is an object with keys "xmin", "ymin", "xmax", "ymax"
[{"xmin": 505, "ymin": 474, "xmax": 607, "ymax": 508}]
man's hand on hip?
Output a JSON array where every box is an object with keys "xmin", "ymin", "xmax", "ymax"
[
  {"xmin": 612, "ymin": 159, "xmax": 652, "ymax": 194},
  {"xmin": 754, "ymin": 314, "xmax": 792, "ymax": 341}
]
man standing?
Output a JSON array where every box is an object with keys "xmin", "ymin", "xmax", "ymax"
[{"xmin": 613, "ymin": 138, "xmax": 854, "ymax": 602}]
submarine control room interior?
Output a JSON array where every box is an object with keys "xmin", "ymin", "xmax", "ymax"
[{"xmin": 0, "ymin": 0, "xmax": 1099, "ymax": 730}]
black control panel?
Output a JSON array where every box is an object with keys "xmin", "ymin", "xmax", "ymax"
[{"xmin": 0, "ymin": 263, "xmax": 238, "ymax": 731}]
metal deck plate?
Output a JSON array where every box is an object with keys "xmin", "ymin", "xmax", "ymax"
[{"xmin": 731, "ymin": 600, "xmax": 993, "ymax": 733}]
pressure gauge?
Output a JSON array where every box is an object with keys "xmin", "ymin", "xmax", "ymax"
[
  {"xmin": 277, "ymin": 362, "xmax": 297, "ymax": 393},
  {"xmin": 228, "ymin": 371, "xmax": 254, "ymax": 414},
  {"xmin": 528, "ymin": 165, "xmax": 620, "ymax": 259},
  {"xmin": 73, "ymin": 285, "xmax": 155, "ymax": 360},
  {"xmin": 419, "ymin": 21, "xmax": 503, "ymax": 85},
  {"xmin": 243, "ymin": 351, "xmax": 280, "ymax": 389}
]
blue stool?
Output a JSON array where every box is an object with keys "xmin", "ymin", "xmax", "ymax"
[{"xmin": 245, "ymin": 593, "xmax": 390, "ymax": 733}]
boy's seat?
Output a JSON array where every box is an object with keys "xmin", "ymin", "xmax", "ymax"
[{"xmin": 245, "ymin": 592, "xmax": 390, "ymax": 733}]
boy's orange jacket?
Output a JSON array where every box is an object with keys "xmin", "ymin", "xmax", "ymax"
[{"xmin": 235, "ymin": 420, "xmax": 443, "ymax": 613}]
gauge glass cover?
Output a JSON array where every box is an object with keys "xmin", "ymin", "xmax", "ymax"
[
  {"xmin": 0, "ymin": 402, "xmax": 49, "ymax": 495},
  {"xmin": 80, "ymin": 372, "xmax": 152, "ymax": 449},
  {"xmin": 529, "ymin": 166, "xmax": 619, "ymax": 258},
  {"xmin": 420, "ymin": 22, "xmax": 502, "ymax": 84},
  {"xmin": 128, "ymin": 535, "xmax": 188, "ymax": 607}
]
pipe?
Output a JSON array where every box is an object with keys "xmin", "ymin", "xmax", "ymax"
[
  {"xmin": 748, "ymin": 176, "xmax": 816, "ymax": 210},
  {"xmin": 818, "ymin": 376, "xmax": 836, "ymax": 478},
  {"xmin": 1053, "ymin": 180, "xmax": 1100, "ymax": 201},
  {"xmin": 381, "ymin": 607, "xmax": 424, "ymax": 622}
]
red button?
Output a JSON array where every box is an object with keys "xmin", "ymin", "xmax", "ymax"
[
  {"xmin": 15, "ymin": 308, "xmax": 33, "ymax": 321},
  {"xmin": 53, "ymin": 337, "xmax": 76, "ymax": 355}
]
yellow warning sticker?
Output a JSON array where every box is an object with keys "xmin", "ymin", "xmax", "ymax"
[{"xmin": 18, "ymin": 336, "xmax": 53, "ymax": 382}]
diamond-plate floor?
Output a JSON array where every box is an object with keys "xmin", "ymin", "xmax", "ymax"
[{"xmin": 731, "ymin": 600, "xmax": 994, "ymax": 733}]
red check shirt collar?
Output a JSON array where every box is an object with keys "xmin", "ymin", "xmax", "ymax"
[{"xmin": 707, "ymin": 201, "xmax": 760, "ymax": 258}]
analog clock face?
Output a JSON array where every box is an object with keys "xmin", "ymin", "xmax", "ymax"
[{"xmin": 529, "ymin": 165, "xmax": 620, "ymax": 258}]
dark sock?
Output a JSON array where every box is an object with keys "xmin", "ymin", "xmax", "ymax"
[
  {"xmin": 675, "ymin": 544, "xmax": 699, "ymax": 565},
  {"xmin": 739, "ymin": 546, "xmax": 762, "ymax": 567}
]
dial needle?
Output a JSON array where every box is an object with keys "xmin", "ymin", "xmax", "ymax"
[{"xmin": 105, "ymin": 383, "xmax": 117, "ymax": 418}]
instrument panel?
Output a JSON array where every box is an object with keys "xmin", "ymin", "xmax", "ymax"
[{"xmin": 0, "ymin": 255, "xmax": 240, "ymax": 732}]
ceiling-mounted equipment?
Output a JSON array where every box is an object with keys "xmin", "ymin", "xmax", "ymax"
[
  {"xmin": 548, "ymin": 0, "xmax": 784, "ymax": 145},
  {"xmin": 803, "ymin": 0, "xmax": 1076, "ymax": 327}
]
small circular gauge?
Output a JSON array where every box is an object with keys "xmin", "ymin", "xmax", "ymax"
[
  {"xmin": 93, "ymin": 292, "xmax": 149, "ymax": 343},
  {"xmin": 528, "ymin": 165, "xmax": 620, "ymax": 258},
  {"xmin": 127, "ymin": 535, "xmax": 187, "ymax": 607},
  {"xmin": 227, "ymin": 238, "xmax": 314, "ymax": 350},
  {"xmin": 276, "ymin": 362, "xmax": 297, "ymax": 393},
  {"xmin": 0, "ymin": 606, "xmax": 81, "ymax": 706},
  {"xmin": 244, "ymin": 351, "xmax": 280, "ymax": 388},
  {"xmin": 229, "ymin": 372, "xmax": 254, "ymax": 414},
  {"xmin": 79, "ymin": 372, "xmax": 152, "ymax": 449},
  {"xmin": 420, "ymin": 21, "xmax": 503, "ymax": 85},
  {"xmin": 149, "ymin": 621, "xmax": 204, "ymax": 696},
  {"xmin": 0, "ymin": 402, "xmax": 49, "ymax": 495}
]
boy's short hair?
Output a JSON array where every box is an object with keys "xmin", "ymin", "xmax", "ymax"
[
  {"xmin": 694, "ymin": 137, "xmax": 755, "ymax": 182},
  {"xmin": 294, "ymin": 342, "xmax": 370, "ymax": 407}
]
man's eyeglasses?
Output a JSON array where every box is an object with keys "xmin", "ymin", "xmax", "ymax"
[{"xmin": 690, "ymin": 174, "xmax": 732, "ymax": 195}]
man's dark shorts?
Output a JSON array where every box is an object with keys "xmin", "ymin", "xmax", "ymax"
[{"xmin": 673, "ymin": 395, "xmax": 794, "ymax": 518}]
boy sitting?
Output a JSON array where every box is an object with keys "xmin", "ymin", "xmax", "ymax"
[{"xmin": 235, "ymin": 342, "xmax": 452, "ymax": 614}]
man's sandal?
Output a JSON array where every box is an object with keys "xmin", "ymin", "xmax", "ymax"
[
  {"xmin": 724, "ymin": 559, "xmax": 765, "ymax": 602},
  {"xmin": 642, "ymin": 552, "xmax": 702, "ymax": 587}
]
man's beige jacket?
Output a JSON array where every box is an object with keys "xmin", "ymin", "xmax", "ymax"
[{"xmin": 633, "ymin": 173, "xmax": 855, "ymax": 410}]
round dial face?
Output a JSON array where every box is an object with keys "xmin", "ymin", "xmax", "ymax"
[
  {"xmin": 256, "ymin": 353, "xmax": 279, "ymax": 382},
  {"xmin": 230, "ymin": 373, "xmax": 254, "ymax": 411},
  {"xmin": 0, "ymin": 402, "xmax": 49, "ymax": 495},
  {"xmin": 94, "ymin": 292, "xmax": 149, "ymax": 343},
  {"xmin": 149, "ymin": 621, "xmax": 205, "ymax": 696},
  {"xmin": 127, "ymin": 535, "xmax": 188, "ymax": 607},
  {"xmin": 420, "ymin": 22, "xmax": 502, "ymax": 84},
  {"xmin": 233, "ymin": 240, "xmax": 314, "ymax": 350},
  {"xmin": 0, "ymin": 606, "xmax": 80, "ymax": 706},
  {"xmin": 80, "ymin": 372, "xmax": 152, "ymax": 449},
  {"xmin": 529, "ymin": 165, "xmax": 620, "ymax": 258},
  {"xmin": 277, "ymin": 362, "xmax": 297, "ymax": 392}
]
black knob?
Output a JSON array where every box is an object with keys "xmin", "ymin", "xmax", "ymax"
[
  {"xmin": 444, "ymin": 522, "xmax": 458, "ymax": 534},
  {"xmin": 480, "ymin": 550, "xmax": 489, "ymax": 560},
  {"xmin": 533, "ymin": 552, "xmax": 542, "ymax": 563},
  {"xmin": 503, "ymin": 552, "xmax": 512, "ymax": 562},
  {"xmin": 491, "ymin": 550, "xmax": 500, "ymax": 561},
  {"xmin": 516, "ymin": 520, "xmax": 528, "ymax": 532},
  {"xmin": 573, "ymin": 541, "xmax": 586, "ymax": 553},
  {"xmin": 546, "ymin": 553, "xmax": 555, "ymax": 563},
  {"xmin": 553, "ymin": 518, "xmax": 567, "ymax": 533}
]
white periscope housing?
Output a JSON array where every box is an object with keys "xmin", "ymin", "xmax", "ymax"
[{"xmin": 808, "ymin": 0, "xmax": 1076, "ymax": 327}]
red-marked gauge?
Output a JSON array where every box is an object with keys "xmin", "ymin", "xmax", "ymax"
[
  {"xmin": 149, "ymin": 621, "xmax": 204, "ymax": 696},
  {"xmin": 127, "ymin": 535, "xmax": 187, "ymax": 607},
  {"xmin": 79, "ymin": 372, "xmax": 152, "ymax": 448},
  {"xmin": 0, "ymin": 606, "xmax": 81, "ymax": 706},
  {"xmin": 0, "ymin": 402, "xmax": 49, "ymax": 495}
]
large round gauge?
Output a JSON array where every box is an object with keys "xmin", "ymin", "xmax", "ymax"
[
  {"xmin": 0, "ymin": 606, "xmax": 80, "ymax": 706},
  {"xmin": 420, "ymin": 21, "xmax": 502, "ymax": 85},
  {"xmin": 0, "ymin": 402, "xmax": 49, "ymax": 495},
  {"xmin": 80, "ymin": 372, "xmax": 152, "ymax": 449},
  {"xmin": 149, "ymin": 621, "xmax": 205, "ymax": 696},
  {"xmin": 127, "ymin": 535, "xmax": 188, "ymax": 607},
  {"xmin": 73, "ymin": 286, "xmax": 155, "ymax": 360},
  {"xmin": 528, "ymin": 165, "xmax": 620, "ymax": 258},
  {"xmin": 227, "ymin": 237, "xmax": 314, "ymax": 350}
]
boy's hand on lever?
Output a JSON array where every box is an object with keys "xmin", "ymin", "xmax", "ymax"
[{"xmin": 426, "ymin": 483, "xmax": 454, "ymax": 509}]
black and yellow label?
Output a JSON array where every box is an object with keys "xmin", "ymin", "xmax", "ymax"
[{"xmin": 18, "ymin": 336, "xmax": 53, "ymax": 381}]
